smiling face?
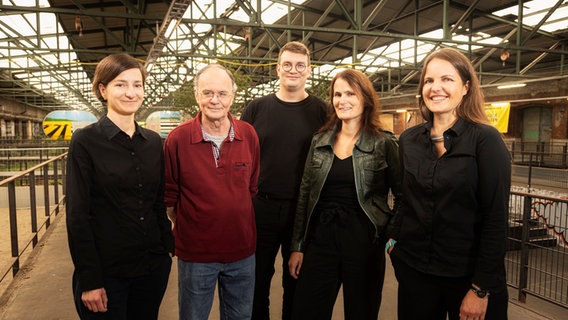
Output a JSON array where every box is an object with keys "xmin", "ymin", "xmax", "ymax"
[
  {"xmin": 332, "ymin": 77, "xmax": 363, "ymax": 123},
  {"xmin": 276, "ymin": 50, "xmax": 311, "ymax": 93},
  {"xmin": 421, "ymin": 58, "xmax": 469, "ymax": 117},
  {"xmin": 99, "ymin": 68, "xmax": 144, "ymax": 117},
  {"xmin": 195, "ymin": 66, "xmax": 234, "ymax": 123}
]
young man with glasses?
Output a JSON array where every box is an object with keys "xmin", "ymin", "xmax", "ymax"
[
  {"xmin": 241, "ymin": 41, "xmax": 328, "ymax": 320},
  {"xmin": 164, "ymin": 63, "xmax": 260, "ymax": 320}
]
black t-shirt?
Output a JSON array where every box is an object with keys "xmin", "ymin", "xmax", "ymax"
[
  {"xmin": 318, "ymin": 155, "xmax": 359, "ymax": 209},
  {"xmin": 241, "ymin": 93, "xmax": 327, "ymax": 199}
]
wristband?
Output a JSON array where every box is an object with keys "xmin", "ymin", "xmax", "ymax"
[{"xmin": 385, "ymin": 239, "xmax": 397, "ymax": 253}]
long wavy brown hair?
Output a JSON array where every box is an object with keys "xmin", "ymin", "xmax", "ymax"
[
  {"xmin": 417, "ymin": 48, "xmax": 490, "ymax": 125},
  {"xmin": 319, "ymin": 68, "xmax": 383, "ymax": 136}
]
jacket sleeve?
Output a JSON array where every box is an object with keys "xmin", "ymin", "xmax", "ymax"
[
  {"xmin": 383, "ymin": 133, "xmax": 403, "ymax": 239},
  {"xmin": 290, "ymin": 136, "xmax": 317, "ymax": 252}
]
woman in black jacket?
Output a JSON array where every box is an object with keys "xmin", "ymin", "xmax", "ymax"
[{"xmin": 288, "ymin": 69, "xmax": 401, "ymax": 320}]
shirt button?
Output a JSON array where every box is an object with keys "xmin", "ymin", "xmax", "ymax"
[
  {"xmin": 131, "ymin": 152, "xmax": 135, "ymax": 156},
  {"xmin": 140, "ymin": 217, "xmax": 145, "ymax": 221},
  {"xmin": 138, "ymin": 183, "xmax": 143, "ymax": 187},
  {"xmin": 136, "ymin": 167, "xmax": 140, "ymax": 171}
]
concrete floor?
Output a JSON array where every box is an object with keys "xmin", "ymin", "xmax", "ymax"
[{"xmin": 0, "ymin": 211, "xmax": 566, "ymax": 319}]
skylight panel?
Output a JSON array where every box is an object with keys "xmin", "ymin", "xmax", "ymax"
[
  {"xmin": 493, "ymin": 0, "xmax": 568, "ymax": 32},
  {"xmin": 228, "ymin": 7, "xmax": 249, "ymax": 22},
  {"xmin": 260, "ymin": 3, "xmax": 290, "ymax": 24}
]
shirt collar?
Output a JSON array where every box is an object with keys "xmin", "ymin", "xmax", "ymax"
[
  {"xmin": 196, "ymin": 112, "xmax": 236, "ymax": 142},
  {"xmin": 423, "ymin": 117, "xmax": 467, "ymax": 138},
  {"xmin": 99, "ymin": 115, "xmax": 145, "ymax": 140}
]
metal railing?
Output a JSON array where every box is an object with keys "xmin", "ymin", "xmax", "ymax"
[
  {"xmin": 506, "ymin": 188, "xmax": 568, "ymax": 308},
  {"xmin": 507, "ymin": 141, "xmax": 568, "ymax": 169},
  {"xmin": 0, "ymin": 153, "xmax": 67, "ymax": 287},
  {"xmin": 511, "ymin": 152, "xmax": 568, "ymax": 192},
  {"xmin": 0, "ymin": 147, "xmax": 69, "ymax": 181}
]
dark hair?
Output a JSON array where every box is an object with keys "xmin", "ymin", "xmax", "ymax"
[
  {"xmin": 193, "ymin": 64, "xmax": 237, "ymax": 92},
  {"xmin": 417, "ymin": 48, "xmax": 489, "ymax": 125},
  {"xmin": 319, "ymin": 68, "xmax": 383, "ymax": 135},
  {"xmin": 278, "ymin": 41, "xmax": 311, "ymax": 66},
  {"xmin": 92, "ymin": 53, "xmax": 146, "ymax": 103}
]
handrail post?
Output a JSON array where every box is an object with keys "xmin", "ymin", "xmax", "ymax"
[
  {"xmin": 562, "ymin": 144, "xmax": 567, "ymax": 169},
  {"xmin": 8, "ymin": 181, "xmax": 20, "ymax": 277},
  {"xmin": 29, "ymin": 172, "xmax": 38, "ymax": 247},
  {"xmin": 61, "ymin": 156, "xmax": 67, "ymax": 197},
  {"xmin": 518, "ymin": 194, "xmax": 532, "ymax": 303},
  {"xmin": 53, "ymin": 160, "xmax": 59, "ymax": 215},
  {"xmin": 527, "ymin": 153, "xmax": 533, "ymax": 190},
  {"xmin": 43, "ymin": 162, "xmax": 50, "ymax": 229}
]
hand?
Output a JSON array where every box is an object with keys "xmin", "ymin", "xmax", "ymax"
[
  {"xmin": 166, "ymin": 206, "xmax": 176, "ymax": 224},
  {"xmin": 288, "ymin": 252, "xmax": 304, "ymax": 279},
  {"xmin": 82, "ymin": 287, "xmax": 108, "ymax": 313},
  {"xmin": 459, "ymin": 289, "xmax": 488, "ymax": 320}
]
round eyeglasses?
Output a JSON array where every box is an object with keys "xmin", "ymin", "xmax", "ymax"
[{"xmin": 280, "ymin": 62, "xmax": 307, "ymax": 73}]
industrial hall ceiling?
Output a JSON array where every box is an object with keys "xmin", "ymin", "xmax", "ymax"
[{"xmin": 0, "ymin": 0, "xmax": 567, "ymax": 119}]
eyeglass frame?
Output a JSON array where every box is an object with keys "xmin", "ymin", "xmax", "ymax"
[
  {"xmin": 279, "ymin": 62, "xmax": 308, "ymax": 73},
  {"xmin": 197, "ymin": 89, "xmax": 234, "ymax": 100}
]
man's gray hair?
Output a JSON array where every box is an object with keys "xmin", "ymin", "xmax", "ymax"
[{"xmin": 194, "ymin": 64, "xmax": 238, "ymax": 92}]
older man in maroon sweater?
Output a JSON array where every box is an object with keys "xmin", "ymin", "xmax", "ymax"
[{"xmin": 164, "ymin": 64, "xmax": 260, "ymax": 320}]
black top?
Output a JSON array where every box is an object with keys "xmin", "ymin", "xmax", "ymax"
[
  {"xmin": 393, "ymin": 118, "xmax": 511, "ymax": 290},
  {"xmin": 318, "ymin": 155, "xmax": 358, "ymax": 210},
  {"xmin": 66, "ymin": 115, "xmax": 174, "ymax": 292},
  {"xmin": 241, "ymin": 93, "xmax": 327, "ymax": 200}
]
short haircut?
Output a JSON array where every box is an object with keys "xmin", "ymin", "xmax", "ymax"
[
  {"xmin": 92, "ymin": 53, "xmax": 146, "ymax": 103},
  {"xmin": 278, "ymin": 41, "xmax": 310, "ymax": 66}
]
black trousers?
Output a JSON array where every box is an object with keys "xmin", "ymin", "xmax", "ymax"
[
  {"xmin": 391, "ymin": 252, "xmax": 508, "ymax": 320},
  {"xmin": 251, "ymin": 195, "xmax": 297, "ymax": 320},
  {"xmin": 72, "ymin": 256, "xmax": 172, "ymax": 320},
  {"xmin": 291, "ymin": 206, "xmax": 385, "ymax": 320}
]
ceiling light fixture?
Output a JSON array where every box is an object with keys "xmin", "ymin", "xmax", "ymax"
[{"xmin": 497, "ymin": 83, "xmax": 526, "ymax": 89}]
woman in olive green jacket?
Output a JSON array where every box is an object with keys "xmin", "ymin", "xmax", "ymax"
[{"xmin": 288, "ymin": 69, "xmax": 402, "ymax": 320}]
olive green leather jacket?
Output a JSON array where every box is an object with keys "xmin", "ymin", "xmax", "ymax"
[{"xmin": 291, "ymin": 126, "xmax": 402, "ymax": 252}]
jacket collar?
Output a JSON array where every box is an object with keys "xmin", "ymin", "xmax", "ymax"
[{"xmin": 314, "ymin": 123, "xmax": 375, "ymax": 154}]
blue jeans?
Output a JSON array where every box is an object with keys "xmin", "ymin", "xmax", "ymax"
[{"xmin": 178, "ymin": 254, "xmax": 255, "ymax": 320}]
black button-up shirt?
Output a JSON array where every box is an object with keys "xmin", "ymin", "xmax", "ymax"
[
  {"xmin": 393, "ymin": 118, "xmax": 511, "ymax": 290},
  {"xmin": 66, "ymin": 115, "xmax": 173, "ymax": 292}
]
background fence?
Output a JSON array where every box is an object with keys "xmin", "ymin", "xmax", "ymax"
[
  {"xmin": 506, "ymin": 187, "xmax": 568, "ymax": 308},
  {"xmin": 0, "ymin": 153, "xmax": 67, "ymax": 295}
]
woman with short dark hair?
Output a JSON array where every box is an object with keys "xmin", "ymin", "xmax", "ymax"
[{"xmin": 67, "ymin": 53, "xmax": 174, "ymax": 319}]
